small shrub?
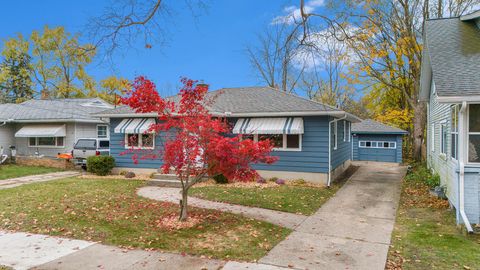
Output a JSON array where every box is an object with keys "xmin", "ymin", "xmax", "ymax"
[
  {"xmin": 268, "ymin": 177, "xmax": 278, "ymax": 182},
  {"xmin": 256, "ymin": 177, "xmax": 267, "ymax": 184},
  {"xmin": 213, "ymin": 174, "xmax": 228, "ymax": 184},
  {"xmin": 124, "ymin": 172, "xmax": 136, "ymax": 178},
  {"xmin": 275, "ymin": 179, "xmax": 286, "ymax": 185},
  {"xmin": 291, "ymin": 179, "xmax": 307, "ymax": 186},
  {"xmin": 426, "ymin": 173, "xmax": 441, "ymax": 188},
  {"xmin": 406, "ymin": 163, "xmax": 441, "ymax": 188},
  {"xmin": 86, "ymin": 156, "xmax": 115, "ymax": 176},
  {"xmin": 119, "ymin": 170, "xmax": 128, "ymax": 176}
]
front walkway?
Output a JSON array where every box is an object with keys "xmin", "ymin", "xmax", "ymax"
[
  {"xmin": 0, "ymin": 171, "xmax": 80, "ymax": 190},
  {"xmin": 138, "ymin": 187, "xmax": 307, "ymax": 229},
  {"xmin": 257, "ymin": 163, "xmax": 407, "ymax": 270}
]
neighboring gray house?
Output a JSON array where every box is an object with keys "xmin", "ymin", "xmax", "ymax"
[
  {"xmin": 96, "ymin": 87, "xmax": 361, "ymax": 185},
  {"xmin": 352, "ymin": 119, "xmax": 407, "ymax": 163},
  {"xmin": 0, "ymin": 98, "xmax": 112, "ymax": 158},
  {"xmin": 420, "ymin": 10, "xmax": 480, "ymax": 231}
]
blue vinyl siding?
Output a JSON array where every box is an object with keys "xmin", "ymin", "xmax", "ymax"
[
  {"xmin": 331, "ymin": 120, "xmax": 352, "ymax": 169},
  {"xmin": 352, "ymin": 134, "xmax": 403, "ymax": 163},
  {"xmin": 109, "ymin": 116, "xmax": 352, "ymax": 174}
]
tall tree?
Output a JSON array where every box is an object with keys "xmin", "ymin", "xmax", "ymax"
[
  {"xmin": 295, "ymin": 0, "xmax": 478, "ymax": 161},
  {"xmin": 246, "ymin": 24, "xmax": 304, "ymax": 92},
  {"xmin": 94, "ymin": 76, "xmax": 130, "ymax": 104},
  {"xmin": 31, "ymin": 26, "xmax": 96, "ymax": 98},
  {"xmin": 0, "ymin": 35, "xmax": 33, "ymax": 103}
]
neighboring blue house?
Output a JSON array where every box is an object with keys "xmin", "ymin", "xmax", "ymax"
[
  {"xmin": 352, "ymin": 119, "xmax": 407, "ymax": 163},
  {"xmin": 420, "ymin": 11, "xmax": 480, "ymax": 231},
  {"xmin": 96, "ymin": 87, "xmax": 360, "ymax": 185}
]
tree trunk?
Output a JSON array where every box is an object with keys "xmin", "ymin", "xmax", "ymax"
[
  {"xmin": 412, "ymin": 101, "xmax": 427, "ymax": 161},
  {"xmin": 179, "ymin": 188, "xmax": 188, "ymax": 221}
]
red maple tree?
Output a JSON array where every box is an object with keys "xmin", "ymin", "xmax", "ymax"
[{"xmin": 122, "ymin": 77, "xmax": 277, "ymax": 220}]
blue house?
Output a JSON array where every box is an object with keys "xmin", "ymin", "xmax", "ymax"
[
  {"xmin": 420, "ymin": 11, "xmax": 480, "ymax": 231},
  {"xmin": 352, "ymin": 119, "xmax": 407, "ymax": 163},
  {"xmin": 96, "ymin": 87, "xmax": 360, "ymax": 185}
]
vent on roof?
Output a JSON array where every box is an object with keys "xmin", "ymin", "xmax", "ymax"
[{"xmin": 81, "ymin": 100, "xmax": 112, "ymax": 108}]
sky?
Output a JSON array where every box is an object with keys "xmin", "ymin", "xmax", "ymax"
[{"xmin": 0, "ymin": 0, "xmax": 326, "ymax": 96}]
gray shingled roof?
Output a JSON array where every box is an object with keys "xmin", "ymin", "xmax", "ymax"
[
  {"xmin": 0, "ymin": 98, "xmax": 112, "ymax": 122},
  {"xmin": 98, "ymin": 86, "xmax": 343, "ymax": 116},
  {"xmin": 352, "ymin": 119, "xmax": 407, "ymax": 134},
  {"xmin": 424, "ymin": 17, "xmax": 480, "ymax": 97}
]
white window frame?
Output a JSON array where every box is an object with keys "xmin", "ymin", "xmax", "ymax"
[
  {"xmin": 28, "ymin": 137, "xmax": 65, "ymax": 148},
  {"xmin": 431, "ymin": 123, "xmax": 435, "ymax": 152},
  {"xmin": 347, "ymin": 122, "xmax": 351, "ymax": 142},
  {"xmin": 451, "ymin": 105, "xmax": 459, "ymax": 161},
  {"xmin": 333, "ymin": 122, "xmax": 338, "ymax": 150},
  {"xmin": 440, "ymin": 122, "xmax": 447, "ymax": 155},
  {"xmin": 343, "ymin": 120, "xmax": 347, "ymax": 142},
  {"xmin": 97, "ymin": 124, "xmax": 109, "ymax": 138},
  {"xmin": 249, "ymin": 134, "xmax": 302, "ymax": 152},
  {"xmin": 467, "ymin": 104, "xmax": 480, "ymax": 164},
  {"xmin": 358, "ymin": 140, "xmax": 396, "ymax": 149},
  {"xmin": 124, "ymin": 133, "xmax": 155, "ymax": 150}
]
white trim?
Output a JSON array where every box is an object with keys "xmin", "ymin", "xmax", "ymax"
[
  {"xmin": 343, "ymin": 120, "xmax": 346, "ymax": 142},
  {"xmin": 440, "ymin": 122, "xmax": 447, "ymax": 155},
  {"xmin": 431, "ymin": 123, "xmax": 435, "ymax": 152},
  {"xmin": 437, "ymin": 95, "xmax": 480, "ymax": 103},
  {"xmin": 347, "ymin": 122, "xmax": 351, "ymax": 142},
  {"xmin": 466, "ymin": 104, "xmax": 480, "ymax": 165},
  {"xmin": 124, "ymin": 133, "xmax": 155, "ymax": 150}
]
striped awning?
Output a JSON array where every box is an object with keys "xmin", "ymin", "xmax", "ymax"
[
  {"xmin": 233, "ymin": 117, "xmax": 304, "ymax": 134},
  {"xmin": 114, "ymin": 118, "xmax": 156, "ymax": 134}
]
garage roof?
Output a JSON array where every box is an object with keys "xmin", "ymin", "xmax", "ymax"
[{"xmin": 352, "ymin": 119, "xmax": 408, "ymax": 134}]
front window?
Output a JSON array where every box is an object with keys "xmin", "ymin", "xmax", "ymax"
[
  {"xmin": 251, "ymin": 133, "xmax": 302, "ymax": 151},
  {"xmin": 468, "ymin": 104, "xmax": 480, "ymax": 163},
  {"xmin": 359, "ymin": 141, "xmax": 396, "ymax": 149},
  {"xmin": 125, "ymin": 133, "xmax": 155, "ymax": 149},
  {"xmin": 440, "ymin": 123, "xmax": 447, "ymax": 155},
  {"xmin": 29, "ymin": 137, "xmax": 64, "ymax": 147}
]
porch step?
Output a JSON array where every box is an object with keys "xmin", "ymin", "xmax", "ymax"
[
  {"xmin": 152, "ymin": 173, "xmax": 179, "ymax": 180},
  {"xmin": 147, "ymin": 179, "xmax": 182, "ymax": 188}
]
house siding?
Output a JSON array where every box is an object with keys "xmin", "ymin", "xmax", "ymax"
[
  {"xmin": 0, "ymin": 124, "xmax": 14, "ymax": 153},
  {"xmin": 110, "ymin": 116, "xmax": 352, "ymax": 174},
  {"xmin": 331, "ymin": 120, "xmax": 352, "ymax": 169},
  {"xmin": 426, "ymin": 79, "xmax": 459, "ymax": 211},
  {"xmin": 352, "ymin": 134, "xmax": 403, "ymax": 163}
]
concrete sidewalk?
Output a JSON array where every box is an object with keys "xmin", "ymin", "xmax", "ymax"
[
  {"xmin": 0, "ymin": 171, "xmax": 80, "ymax": 190},
  {"xmin": 138, "ymin": 187, "xmax": 307, "ymax": 229},
  {"xmin": 258, "ymin": 163, "xmax": 407, "ymax": 270},
  {"xmin": 0, "ymin": 231, "xmax": 224, "ymax": 270}
]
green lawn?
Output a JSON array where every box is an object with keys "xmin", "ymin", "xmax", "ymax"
[
  {"xmin": 387, "ymin": 164, "xmax": 480, "ymax": 270},
  {"xmin": 0, "ymin": 178, "xmax": 290, "ymax": 261},
  {"xmin": 0, "ymin": 164, "xmax": 61, "ymax": 180},
  {"xmin": 190, "ymin": 182, "xmax": 344, "ymax": 215}
]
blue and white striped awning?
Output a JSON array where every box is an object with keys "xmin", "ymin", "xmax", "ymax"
[
  {"xmin": 114, "ymin": 118, "xmax": 156, "ymax": 134},
  {"xmin": 233, "ymin": 117, "xmax": 304, "ymax": 134}
]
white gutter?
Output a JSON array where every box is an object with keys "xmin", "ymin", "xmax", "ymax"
[
  {"xmin": 0, "ymin": 119, "xmax": 14, "ymax": 126},
  {"xmin": 437, "ymin": 95, "xmax": 480, "ymax": 103},
  {"xmin": 328, "ymin": 114, "xmax": 347, "ymax": 187},
  {"xmin": 11, "ymin": 119, "xmax": 106, "ymax": 124},
  {"xmin": 458, "ymin": 101, "xmax": 473, "ymax": 233},
  {"xmin": 95, "ymin": 111, "xmax": 362, "ymax": 123}
]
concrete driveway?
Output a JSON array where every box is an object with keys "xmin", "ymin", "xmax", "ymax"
[{"xmin": 258, "ymin": 163, "xmax": 407, "ymax": 270}]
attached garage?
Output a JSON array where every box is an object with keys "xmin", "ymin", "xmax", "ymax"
[{"xmin": 352, "ymin": 119, "xmax": 407, "ymax": 163}]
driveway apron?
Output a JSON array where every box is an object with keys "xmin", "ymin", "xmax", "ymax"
[{"xmin": 259, "ymin": 163, "xmax": 407, "ymax": 270}]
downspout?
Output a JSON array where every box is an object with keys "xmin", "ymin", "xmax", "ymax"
[
  {"xmin": 458, "ymin": 101, "xmax": 473, "ymax": 233},
  {"xmin": 328, "ymin": 115, "xmax": 347, "ymax": 187}
]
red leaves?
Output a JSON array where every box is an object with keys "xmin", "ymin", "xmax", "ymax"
[{"xmin": 121, "ymin": 76, "xmax": 278, "ymax": 184}]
